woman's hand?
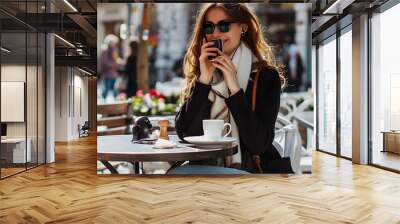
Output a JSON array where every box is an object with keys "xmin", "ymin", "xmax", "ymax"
[
  {"xmin": 211, "ymin": 50, "xmax": 241, "ymax": 94},
  {"xmin": 198, "ymin": 39, "xmax": 218, "ymax": 84}
]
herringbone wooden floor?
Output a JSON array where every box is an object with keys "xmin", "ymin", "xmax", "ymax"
[{"xmin": 1, "ymin": 136, "xmax": 400, "ymax": 223}]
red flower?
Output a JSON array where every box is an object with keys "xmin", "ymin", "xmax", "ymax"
[
  {"xmin": 149, "ymin": 89, "xmax": 158, "ymax": 97},
  {"xmin": 136, "ymin": 90, "xmax": 144, "ymax": 97}
]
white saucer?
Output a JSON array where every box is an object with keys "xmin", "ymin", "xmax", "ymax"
[{"xmin": 184, "ymin": 136, "xmax": 237, "ymax": 147}]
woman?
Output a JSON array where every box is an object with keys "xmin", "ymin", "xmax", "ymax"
[
  {"xmin": 100, "ymin": 34, "xmax": 123, "ymax": 100},
  {"xmin": 175, "ymin": 3, "xmax": 295, "ymax": 173}
]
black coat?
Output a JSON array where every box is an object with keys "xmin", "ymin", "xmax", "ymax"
[
  {"xmin": 125, "ymin": 55, "xmax": 138, "ymax": 98},
  {"xmin": 175, "ymin": 67, "xmax": 293, "ymax": 173}
]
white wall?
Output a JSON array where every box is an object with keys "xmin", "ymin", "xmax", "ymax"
[
  {"xmin": 1, "ymin": 65, "xmax": 27, "ymax": 138},
  {"xmin": 55, "ymin": 67, "xmax": 89, "ymax": 141},
  {"xmin": 55, "ymin": 66, "xmax": 69, "ymax": 141},
  {"xmin": 1, "ymin": 63, "xmax": 46, "ymax": 164},
  {"xmin": 1, "ymin": 82, "xmax": 25, "ymax": 122},
  {"xmin": 71, "ymin": 72, "xmax": 89, "ymax": 138}
]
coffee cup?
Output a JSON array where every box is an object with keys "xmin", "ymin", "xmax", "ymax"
[{"xmin": 202, "ymin": 119, "xmax": 231, "ymax": 141}]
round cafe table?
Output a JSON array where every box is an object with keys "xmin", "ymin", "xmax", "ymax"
[{"xmin": 97, "ymin": 135, "xmax": 238, "ymax": 174}]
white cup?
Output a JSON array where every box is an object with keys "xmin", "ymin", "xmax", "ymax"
[{"xmin": 202, "ymin": 119, "xmax": 231, "ymax": 141}]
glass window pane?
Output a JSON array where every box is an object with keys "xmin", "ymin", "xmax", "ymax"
[
  {"xmin": 27, "ymin": 0, "xmax": 39, "ymax": 169},
  {"xmin": 318, "ymin": 36, "xmax": 337, "ymax": 154},
  {"xmin": 371, "ymin": 3, "xmax": 400, "ymax": 171},
  {"xmin": 38, "ymin": 32, "xmax": 45, "ymax": 165},
  {"xmin": 1, "ymin": 0, "xmax": 29, "ymax": 178},
  {"xmin": 340, "ymin": 28, "xmax": 352, "ymax": 158},
  {"xmin": 27, "ymin": 31, "xmax": 38, "ymax": 169},
  {"xmin": 1, "ymin": 0, "xmax": 46, "ymax": 178},
  {"xmin": 1, "ymin": 32, "xmax": 27, "ymax": 177}
]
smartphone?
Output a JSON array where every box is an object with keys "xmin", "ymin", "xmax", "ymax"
[{"xmin": 208, "ymin": 39, "xmax": 223, "ymax": 60}]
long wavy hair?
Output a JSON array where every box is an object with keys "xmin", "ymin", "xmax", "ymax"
[{"xmin": 181, "ymin": 3, "xmax": 286, "ymax": 102}]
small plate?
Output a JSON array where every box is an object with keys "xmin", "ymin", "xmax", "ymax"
[{"xmin": 184, "ymin": 136, "xmax": 237, "ymax": 147}]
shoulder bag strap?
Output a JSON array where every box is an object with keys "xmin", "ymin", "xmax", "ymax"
[
  {"xmin": 251, "ymin": 70, "xmax": 263, "ymax": 173},
  {"xmin": 252, "ymin": 70, "xmax": 261, "ymax": 111}
]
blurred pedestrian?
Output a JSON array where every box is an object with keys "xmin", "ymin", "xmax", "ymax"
[
  {"xmin": 100, "ymin": 34, "xmax": 123, "ymax": 100},
  {"xmin": 148, "ymin": 47, "xmax": 158, "ymax": 88},
  {"xmin": 125, "ymin": 41, "xmax": 138, "ymax": 98},
  {"xmin": 294, "ymin": 52, "xmax": 304, "ymax": 91},
  {"xmin": 172, "ymin": 57, "xmax": 184, "ymax": 78}
]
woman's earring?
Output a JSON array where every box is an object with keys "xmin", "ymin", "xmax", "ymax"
[{"xmin": 241, "ymin": 31, "xmax": 246, "ymax": 37}]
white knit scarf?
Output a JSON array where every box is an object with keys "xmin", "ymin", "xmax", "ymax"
[{"xmin": 208, "ymin": 42, "xmax": 254, "ymax": 164}]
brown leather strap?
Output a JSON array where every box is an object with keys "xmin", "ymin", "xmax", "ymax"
[
  {"xmin": 251, "ymin": 70, "xmax": 263, "ymax": 173},
  {"xmin": 252, "ymin": 70, "xmax": 261, "ymax": 111},
  {"xmin": 215, "ymin": 106, "xmax": 228, "ymax": 120},
  {"xmin": 211, "ymin": 88, "xmax": 227, "ymax": 100},
  {"xmin": 253, "ymin": 155, "xmax": 263, "ymax": 174}
]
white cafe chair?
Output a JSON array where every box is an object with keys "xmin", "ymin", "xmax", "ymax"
[{"xmin": 273, "ymin": 116, "xmax": 302, "ymax": 174}]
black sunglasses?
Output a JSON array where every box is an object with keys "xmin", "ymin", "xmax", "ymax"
[{"xmin": 202, "ymin": 21, "xmax": 236, "ymax": 34}]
